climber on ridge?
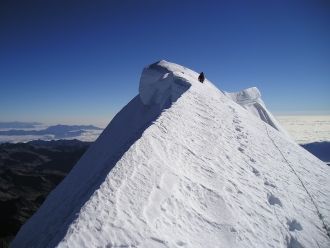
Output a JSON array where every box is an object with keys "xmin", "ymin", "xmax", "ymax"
[{"xmin": 198, "ymin": 72, "xmax": 205, "ymax": 83}]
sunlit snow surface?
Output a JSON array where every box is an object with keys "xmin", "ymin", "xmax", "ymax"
[
  {"xmin": 277, "ymin": 115, "xmax": 330, "ymax": 144},
  {"xmin": 12, "ymin": 60, "xmax": 330, "ymax": 248},
  {"xmin": 225, "ymin": 87, "xmax": 291, "ymax": 139}
]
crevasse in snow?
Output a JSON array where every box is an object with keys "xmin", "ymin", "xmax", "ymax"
[{"xmin": 12, "ymin": 60, "xmax": 330, "ymax": 248}]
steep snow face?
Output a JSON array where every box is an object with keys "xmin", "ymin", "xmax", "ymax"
[
  {"xmin": 139, "ymin": 60, "xmax": 198, "ymax": 107},
  {"xmin": 226, "ymin": 87, "xmax": 291, "ymax": 139},
  {"xmin": 12, "ymin": 61, "xmax": 330, "ymax": 248}
]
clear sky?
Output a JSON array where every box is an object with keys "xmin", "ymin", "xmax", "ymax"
[{"xmin": 1, "ymin": 0, "xmax": 329, "ymax": 127}]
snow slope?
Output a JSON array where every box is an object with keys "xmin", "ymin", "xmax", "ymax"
[{"xmin": 12, "ymin": 60, "xmax": 330, "ymax": 248}]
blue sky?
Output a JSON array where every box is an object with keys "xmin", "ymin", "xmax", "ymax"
[{"xmin": 0, "ymin": 0, "xmax": 329, "ymax": 126}]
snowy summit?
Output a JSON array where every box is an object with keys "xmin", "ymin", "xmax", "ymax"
[{"xmin": 12, "ymin": 60, "xmax": 330, "ymax": 247}]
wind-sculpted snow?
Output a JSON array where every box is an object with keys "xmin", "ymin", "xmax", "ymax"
[
  {"xmin": 139, "ymin": 60, "xmax": 194, "ymax": 107},
  {"xmin": 12, "ymin": 61, "xmax": 330, "ymax": 248},
  {"xmin": 226, "ymin": 87, "xmax": 291, "ymax": 139}
]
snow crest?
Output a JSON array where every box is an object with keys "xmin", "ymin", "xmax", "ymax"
[
  {"xmin": 139, "ymin": 60, "xmax": 198, "ymax": 107},
  {"xmin": 228, "ymin": 87, "xmax": 261, "ymax": 104},
  {"xmin": 226, "ymin": 87, "xmax": 291, "ymax": 138}
]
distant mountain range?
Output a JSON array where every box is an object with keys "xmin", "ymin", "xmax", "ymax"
[
  {"xmin": 0, "ymin": 123, "xmax": 103, "ymax": 143},
  {"xmin": 0, "ymin": 125, "xmax": 102, "ymax": 138},
  {"xmin": 0, "ymin": 122, "xmax": 42, "ymax": 129}
]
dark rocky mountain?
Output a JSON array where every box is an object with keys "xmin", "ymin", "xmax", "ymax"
[{"xmin": 0, "ymin": 140, "xmax": 90, "ymax": 247}]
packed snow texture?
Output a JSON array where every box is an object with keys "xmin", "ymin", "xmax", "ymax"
[{"xmin": 12, "ymin": 60, "xmax": 330, "ymax": 248}]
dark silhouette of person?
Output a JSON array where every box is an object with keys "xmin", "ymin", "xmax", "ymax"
[{"xmin": 198, "ymin": 72, "xmax": 205, "ymax": 83}]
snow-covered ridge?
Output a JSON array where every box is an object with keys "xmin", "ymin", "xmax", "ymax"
[
  {"xmin": 12, "ymin": 60, "xmax": 330, "ymax": 248},
  {"xmin": 140, "ymin": 60, "xmax": 289, "ymax": 138}
]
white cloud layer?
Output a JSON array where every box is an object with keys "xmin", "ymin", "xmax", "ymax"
[
  {"xmin": 277, "ymin": 115, "xmax": 330, "ymax": 144},
  {"xmin": 0, "ymin": 129, "xmax": 102, "ymax": 143}
]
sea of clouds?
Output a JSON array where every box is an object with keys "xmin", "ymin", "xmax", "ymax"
[{"xmin": 277, "ymin": 115, "xmax": 330, "ymax": 144}]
